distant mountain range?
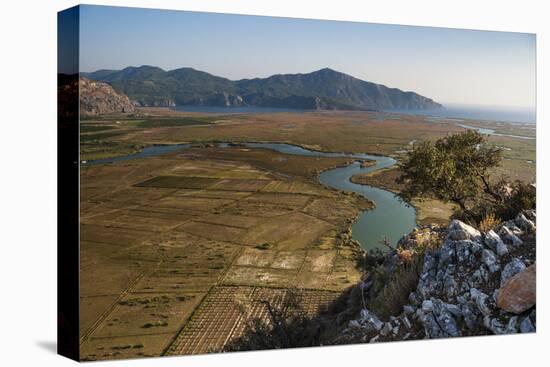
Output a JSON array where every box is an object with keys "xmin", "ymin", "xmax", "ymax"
[{"xmin": 82, "ymin": 66, "xmax": 442, "ymax": 111}]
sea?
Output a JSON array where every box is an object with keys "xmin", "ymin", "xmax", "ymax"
[{"xmin": 388, "ymin": 104, "xmax": 536, "ymax": 125}]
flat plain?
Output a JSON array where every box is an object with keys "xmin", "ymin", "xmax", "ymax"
[
  {"xmin": 79, "ymin": 144, "xmax": 370, "ymax": 360},
  {"xmin": 79, "ymin": 109, "xmax": 535, "ymax": 359}
]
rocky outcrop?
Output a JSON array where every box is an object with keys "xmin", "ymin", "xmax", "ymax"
[
  {"xmin": 79, "ymin": 77, "xmax": 135, "ymax": 116},
  {"xmin": 341, "ymin": 210, "xmax": 536, "ymax": 342}
]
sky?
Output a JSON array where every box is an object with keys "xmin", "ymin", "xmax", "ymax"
[{"xmin": 78, "ymin": 5, "xmax": 536, "ymax": 109}]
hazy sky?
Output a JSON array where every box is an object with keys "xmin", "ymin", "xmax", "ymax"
[{"xmin": 79, "ymin": 5, "xmax": 536, "ymax": 108}]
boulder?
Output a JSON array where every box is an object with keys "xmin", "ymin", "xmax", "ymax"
[
  {"xmin": 461, "ymin": 302, "xmax": 479, "ymax": 330},
  {"xmin": 421, "ymin": 312, "xmax": 454, "ymax": 338},
  {"xmin": 403, "ymin": 305, "xmax": 416, "ymax": 315},
  {"xmin": 505, "ymin": 316, "xmax": 519, "ymax": 333},
  {"xmin": 403, "ymin": 316, "xmax": 412, "ymax": 329},
  {"xmin": 523, "ymin": 210, "xmax": 536, "ymax": 223},
  {"xmin": 456, "ymin": 240, "xmax": 477, "ymax": 264},
  {"xmin": 470, "ymin": 266, "xmax": 489, "ymax": 287},
  {"xmin": 481, "ymin": 249, "xmax": 499, "ymax": 273},
  {"xmin": 495, "ymin": 241, "xmax": 509, "ymax": 257},
  {"xmin": 359, "ymin": 309, "xmax": 384, "ymax": 331},
  {"xmin": 497, "ymin": 264, "xmax": 536, "ymax": 314},
  {"xmin": 515, "ymin": 213, "xmax": 536, "ymax": 233},
  {"xmin": 499, "ymin": 226, "xmax": 523, "ymax": 247},
  {"xmin": 484, "ymin": 230, "xmax": 510, "ymax": 256},
  {"xmin": 519, "ymin": 316, "xmax": 535, "ymax": 333},
  {"xmin": 484, "ymin": 316, "xmax": 507, "ymax": 335},
  {"xmin": 444, "ymin": 303, "xmax": 463, "ymax": 319},
  {"xmin": 500, "ymin": 258, "xmax": 526, "ymax": 286},
  {"xmin": 484, "ymin": 230, "xmax": 508, "ymax": 256},
  {"xmin": 470, "ymin": 288, "xmax": 492, "ymax": 316},
  {"xmin": 380, "ymin": 322, "xmax": 392, "ymax": 337},
  {"xmin": 502, "ymin": 220, "xmax": 523, "ymax": 235},
  {"xmin": 408, "ymin": 292, "xmax": 421, "ymax": 306},
  {"xmin": 432, "ymin": 299, "xmax": 461, "ymax": 337},
  {"xmin": 439, "ymin": 240, "xmax": 456, "ymax": 265},
  {"xmin": 447, "ymin": 220, "xmax": 482, "ymax": 241},
  {"xmin": 422, "ymin": 299, "xmax": 434, "ymax": 312}
]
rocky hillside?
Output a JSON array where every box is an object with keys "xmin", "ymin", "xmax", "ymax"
[
  {"xmin": 79, "ymin": 77, "xmax": 135, "ymax": 116},
  {"xmin": 82, "ymin": 66, "xmax": 442, "ymax": 111},
  {"xmin": 339, "ymin": 210, "xmax": 536, "ymax": 343}
]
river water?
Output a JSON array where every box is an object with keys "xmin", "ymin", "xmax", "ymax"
[
  {"xmin": 454, "ymin": 123, "xmax": 535, "ymax": 140},
  {"xmin": 86, "ymin": 142, "xmax": 417, "ymax": 251}
]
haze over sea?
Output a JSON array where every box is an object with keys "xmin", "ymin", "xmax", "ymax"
[{"xmin": 390, "ymin": 104, "xmax": 536, "ymax": 124}]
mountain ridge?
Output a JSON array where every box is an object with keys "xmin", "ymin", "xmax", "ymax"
[{"xmin": 82, "ymin": 66, "xmax": 442, "ymax": 111}]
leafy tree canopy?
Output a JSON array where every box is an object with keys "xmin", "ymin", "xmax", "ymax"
[{"xmin": 398, "ymin": 130, "xmax": 534, "ymax": 223}]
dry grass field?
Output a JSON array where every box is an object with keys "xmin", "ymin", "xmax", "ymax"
[
  {"xmin": 79, "ymin": 109, "xmax": 535, "ymax": 359},
  {"xmin": 94, "ymin": 109, "xmax": 466, "ymax": 155},
  {"xmin": 82, "ymin": 108, "xmax": 535, "ymax": 182},
  {"xmin": 79, "ymin": 146, "xmax": 369, "ymax": 360}
]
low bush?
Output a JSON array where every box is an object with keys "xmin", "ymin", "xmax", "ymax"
[
  {"xmin": 478, "ymin": 212, "xmax": 502, "ymax": 232},
  {"xmin": 367, "ymin": 255, "xmax": 423, "ymax": 319}
]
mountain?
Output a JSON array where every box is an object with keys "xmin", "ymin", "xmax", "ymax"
[
  {"xmin": 79, "ymin": 77, "xmax": 135, "ymax": 116},
  {"xmin": 82, "ymin": 66, "xmax": 442, "ymax": 111}
]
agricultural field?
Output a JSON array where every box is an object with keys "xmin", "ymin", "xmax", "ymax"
[
  {"xmin": 165, "ymin": 286, "xmax": 340, "ymax": 356},
  {"xmin": 79, "ymin": 146, "xmax": 368, "ymax": 360},
  {"xmin": 79, "ymin": 108, "xmax": 535, "ymax": 359}
]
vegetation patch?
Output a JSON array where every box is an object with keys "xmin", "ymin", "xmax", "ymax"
[
  {"xmin": 135, "ymin": 175, "xmax": 219, "ymax": 189},
  {"xmin": 398, "ymin": 130, "xmax": 536, "ymax": 224},
  {"xmin": 81, "ymin": 124, "xmax": 118, "ymax": 133},
  {"xmin": 128, "ymin": 116, "xmax": 221, "ymax": 128},
  {"xmin": 80, "ymin": 130, "xmax": 129, "ymax": 142},
  {"xmin": 254, "ymin": 242, "xmax": 272, "ymax": 250}
]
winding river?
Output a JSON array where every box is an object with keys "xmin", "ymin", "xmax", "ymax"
[{"xmin": 86, "ymin": 142, "xmax": 417, "ymax": 250}]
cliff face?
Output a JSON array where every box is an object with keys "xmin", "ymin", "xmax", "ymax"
[{"xmin": 79, "ymin": 77, "xmax": 135, "ymax": 116}]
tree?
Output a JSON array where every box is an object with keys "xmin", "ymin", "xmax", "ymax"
[{"xmin": 397, "ymin": 130, "xmax": 508, "ymax": 221}]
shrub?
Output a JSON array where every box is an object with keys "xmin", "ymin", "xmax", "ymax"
[
  {"xmin": 478, "ymin": 212, "xmax": 502, "ymax": 232},
  {"xmin": 224, "ymin": 288, "xmax": 321, "ymax": 351},
  {"xmin": 458, "ymin": 179, "xmax": 536, "ymax": 223},
  {"xmin": 397, "ymin": 248, "xmax": 414, "ymax": 263},
  {"xmin": 255, "ymin": 242, "xmax": 271, "ymax": 250},
  {"xmin": 367, "ymin": 255, "xmax": 423, "ymax": 319},
  {"xmin": 356, "ymin": 247, "xmax": 385, "ymax": 271}
]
